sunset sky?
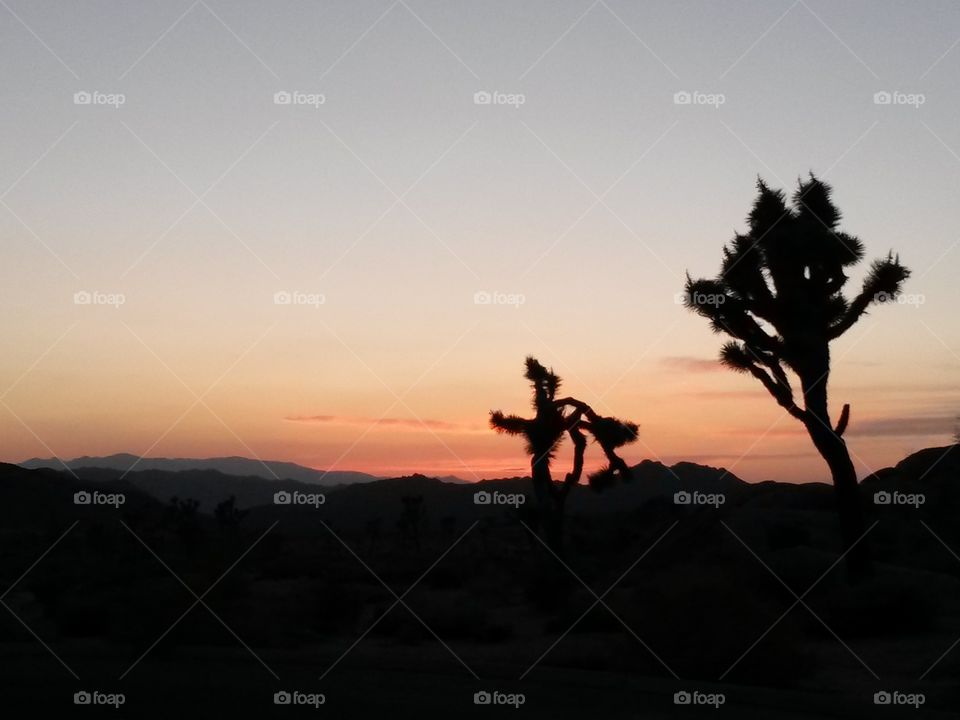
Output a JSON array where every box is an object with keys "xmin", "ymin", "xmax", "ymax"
[{"xmin": 2, "ymin": 0, "xmax": 958, "ymax": 483}]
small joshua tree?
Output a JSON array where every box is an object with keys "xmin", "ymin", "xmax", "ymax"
[
  {"xmin": 214, "ymin": 495, "xmax": 247, "ymax": 531},
  {"xmin": 490, "ymin": 357, "xmax": 638, "ymax": 551},
  {"xmin": 684, "ymin": 175, "xmax": 910, "ymax": 576}
]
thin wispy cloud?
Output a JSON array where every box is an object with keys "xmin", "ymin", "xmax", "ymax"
[
  {"xmin": 660, "ymin": 356, "xmax": 725, "ymax": 373},
  {"xmin": 679, "ymin": 389, "xmax": 766, "ymax": 399},
  {"xmin": 284, "ymin": 414, "xmax": 483, "ymax": 433},
  {"xmin": 723, "ymin": 414, "xmax": 956, "ymax": 439},
  {"xmin": 846, "ymin": 415, "xmax": 956, "ymax": 438}
]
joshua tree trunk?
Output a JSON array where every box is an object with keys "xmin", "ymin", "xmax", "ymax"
[
  {"xmin": 801, "ymin": 369, "xmax": 871, "ymax": 579},
  {"xmin": 531, "ymin": 454, "xmax": 564, "ymax": 553}
]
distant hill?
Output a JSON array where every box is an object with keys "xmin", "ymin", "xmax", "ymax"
[
  {"xmin": 69, "ymin": 466, "xmax": 337, "ymax": 512},
  {"xmin": 862, "ymin": 444, "xmax": 960, "ymax": 489},
  {"xmin": 0, "ymin": 462, "xmax": 161, "ymax": 529},
  {"xmin": 19, "ymin": 453, "xmax": 380, "ymax": 486},
  {"xmin": 245, "ymin": 460, "xmax": 750, "ymax": 532},
  {"xmin": 11, "ymin": 448, "xmax": 957, "ymax": 528},
  {"xmin": 435, "ymin": 475, "xmax": 470, "ymax": 484},
  {"xmin": 5, "ymin": 456, "xmax": 748, "ymax": 518}
]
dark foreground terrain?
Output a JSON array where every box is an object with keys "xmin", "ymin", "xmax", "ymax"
[{"xmin": 1, "ymin": 446, "xmax": 959, "ymax": 718}]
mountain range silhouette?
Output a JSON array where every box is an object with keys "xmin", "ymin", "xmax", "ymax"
[{"xmin": 20, "ymin": 453, "xmax": 381, "ymax": 486}]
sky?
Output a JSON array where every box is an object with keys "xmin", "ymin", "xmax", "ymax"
[{"xmin": 1, "ymin": 0, "xmax": 959, "ymax": 483}]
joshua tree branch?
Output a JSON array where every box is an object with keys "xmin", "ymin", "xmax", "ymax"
[
  {"xmin": 489, "ymin": 411, "xmax": 530, "ymax": 435},
  {"xmin": 598, "ymin": 443, "xmax": 631, "ymax": 479},
  {"xmin": 834, "ymin": 403, "xmax": 850, "ymax": 436},
  {"xmin": 561, "ymin": 422, "xmax": 589, "ymax": 498},
  {"xmin": 713, "ymin": 312, "xmax": 782, "ymax": 355},
  {"xmin": 827, "ymin": 289, "xmax": 874, "ymax": 339},
  {"xmin": 741, "ymin": 281, "xmax": 778, "ymax": 325},
  {"xmin": 829, "ymin": 255, "xmax": 910, "ymax": 339},
  {"xmin": 757, "ymin": 353, "xmax": 799, "ymax": 410},
  {"xmin": 744, "ymin": 362, "xmax": 807, "ymax": 421},
  {"xmin": 554, "ymin": 397, "xmax": 600, "ymax": 424}
]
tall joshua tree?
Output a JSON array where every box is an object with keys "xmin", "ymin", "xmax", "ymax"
[
  {"xmin": 491, "ymin": 357, "xmax": 638, "ymax": 551},
  {"xmin": 684, "ymin": 175, "xmax": 910, "ymax": 575}
]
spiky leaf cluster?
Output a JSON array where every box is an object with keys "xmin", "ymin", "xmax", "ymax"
[{"xmin": 684, "ymin": 175, "xmax": 910, "ymax": 423}]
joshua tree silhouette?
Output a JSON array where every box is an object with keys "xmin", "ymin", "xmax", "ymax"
[
  {"xmin": 214, "ymin": 495, "xmax": 247, "ymax": 531},
  {"xmin": 491, "ymin": 357, "xmax": 639, "ymax": 551},
  {"xmin": 684, "ymin": 175, "xmax": 910, "ymax": 577}
]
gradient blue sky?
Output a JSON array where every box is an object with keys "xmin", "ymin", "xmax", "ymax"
[{"xmin": 2, "ymin": 0, "xmax": 958, "ymax": 482}]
